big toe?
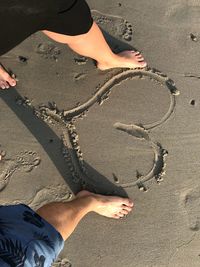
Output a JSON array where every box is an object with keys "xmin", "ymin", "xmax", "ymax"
[
  {"xmin": 138, "ymin": 60, "xmax": 147, "ymax": 68},
  {"xmin": 7, "ymin": 76, "xmax": 16, "ymax": 87},
  {"xmin": 1, "ymin": 71, "xmax": 16, "ymax": 86},
  {"xmin": 0, "ymin": 81, "xmax": 7, "ymax": 89},
  {"xmin": 130, "ymin": 51, "xmax": 147, "ymax": 67}
]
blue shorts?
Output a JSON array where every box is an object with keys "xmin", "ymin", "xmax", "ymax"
[{"xmin": 0, "ymin": 204, "xmax": 64, "ymax": 267}]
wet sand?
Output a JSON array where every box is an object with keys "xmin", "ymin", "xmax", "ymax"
[{"xmin": 1, "ymin": 0, "xmax": 200, "ymax": 266}]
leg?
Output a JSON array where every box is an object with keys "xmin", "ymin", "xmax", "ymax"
[
  {"xmin": 36, "ymin": 190, "xmax": 134, "ymax": 241},
  {"xmin": 43, "ymin": 21, "xmax": 147, "ymax": 70}
]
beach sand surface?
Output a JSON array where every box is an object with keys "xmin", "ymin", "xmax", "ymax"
[{"xmin": 1, "ymin": 0, "xmax": 200, "ymax": 266}]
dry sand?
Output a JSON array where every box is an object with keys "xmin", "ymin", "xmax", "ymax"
[{"xmin": 1, "ymin": 0, "xmax": 200, "ymax": 266}]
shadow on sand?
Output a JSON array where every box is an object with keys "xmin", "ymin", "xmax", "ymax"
[{"xmin": 0, "ymin": 88, "xmax": 128, "ymax": 199}]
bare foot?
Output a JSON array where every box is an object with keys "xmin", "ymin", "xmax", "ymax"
[
  {"xmin": 0, "ymin": 64, "xmax": 16, "ymax": 89},
  {"xmin": 77, "ymin": 190, "xmax": 134, "ymax": 219},
  {"xmin": 97, "ymin": 50, "xmax": 147, "ymax": 71}
]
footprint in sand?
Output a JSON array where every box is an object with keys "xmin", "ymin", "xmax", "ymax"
[
  {"xmin": 36, "ymin": 42, "xmax": 61, "ymax": 61},
  {"xmin": 184, "ymin": 187, "xmax": 200, "ymax": 231},
  {"xmin": 73, "ymin": 56, "xmax": 88, "ymax": 65},
  {"xmin": 27, "ymin": 184, "xmax": 72, "ymax": 210},
  {"xmin": 0, "ymin": 184, "xmax": 72, "ymax": 210},
  {"xmin": 0, "ymin": 150, "xmax": 40, "ymax": 192},
  {"xmin": 91, "ymin": 10, "xmax": 133, "ymax": 41}
]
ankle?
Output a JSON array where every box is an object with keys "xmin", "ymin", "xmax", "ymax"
[
  {"xmin": 72, "ymin": 195, "xmax": 96, "ymax": 214},
  {"xmin": 97, "ymin": 53, "xmax": 118, "ymax": 65}
]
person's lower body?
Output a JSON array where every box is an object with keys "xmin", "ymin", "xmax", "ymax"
[
  {"xmin": 0, "ymin": 203, "xmax": 64, "ymax": 267},
  {"xmin": 0, "ymin": 0, "xmax": 147, "ymax": 89},
  {"xmin": 0, "ymin": 191, "xmax": 133, "ymax": 266}
]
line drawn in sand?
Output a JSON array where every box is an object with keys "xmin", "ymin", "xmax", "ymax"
[
  {"xmin": 28, "ymin": 67, "xmax": 179, "ymax": 192},
  {"xmin": 63, "ymin": 68, "xmax": 179, "ymax": 121},
  {"xmin": 113, "ymin": 123, "xmax": 168, "ymax": 191},
  {"xmin": 0, "ymin": 150, "xmax": 40, "ymax": 191},
  {"xmin": 74, "ymin": 56, "xmax": 88, "ymax": 66},
  {"xmin": 29, "ymin": 102, "xmax": 85, "ymax": 187},
  {"xmin": 36, "ymin": 42, "xmax": 61, "ymax": 61}
]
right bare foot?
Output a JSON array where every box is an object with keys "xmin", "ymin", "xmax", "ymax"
[
  {"xmin": 0, "ymin": 64, "xmax": 16, "ymax": 89},
  {"xmin": 77, "ymin": 190, "xmax": 134, "ymax": 219},
  {"xmin": 97, "ymin": 51, "xmax": 147, "ymax": 71}
]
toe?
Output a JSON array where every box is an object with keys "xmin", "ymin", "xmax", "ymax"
[
  {"xmin": 2, "ymin": 72, "xmax": 16, "ymax": 87},
  {"xmin": 7, "ymin": 77, "xmax": 16, "ymax": 87},
  {"xmin": 121, "ymin": 198, "xmax": 134, "ymax": 207},
  {"xmin": 5, "ymin": 82, "xmax": 10, "ymax": 89},
  {"xmin": 131, "ymin": 51, "xmax": 140, "ymax": 56},
  {"xmin": 137, "ymin": 55, "xmax": 144, "ymax": 60},
  {"xmin": 118, "ymin": 212, "xmax": 126, "ymax": 218},
  {"xmin": 122, "ymin": 205, "xmax": 132, "ymax": 212},
  {"xmin": 140, "ymin": 61, "xmax": 147, "ymax": 67},
  {"xmin": 137, "ymin": 60, "xmax": 147, "ymax": 68},
  {"xmin": 121, "ymin": 209, "xmax": 129, "ymax": 215},
  {"xmin": 113, "ymin": 214, "xmax": 120, "ymax": 219},
  {"xmin": 138, "ymin": 58, "xmax": 145, "ymax": 63},
  {"xmin": 0, "ymin": 65, "xmax": 17, "ymax": 86},
  {"xmin": 0, "ymin": 81, "xmax": 6, "ymax": 89}
]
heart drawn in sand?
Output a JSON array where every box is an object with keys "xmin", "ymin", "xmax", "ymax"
[{"xmin": 29, "ymin": 67, "xmax": 179, "ymax": 192}]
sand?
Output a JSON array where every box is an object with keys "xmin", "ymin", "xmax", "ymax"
[{"xmin": 1, "ymin": 0, "xmax": 200, "ymax": 266}]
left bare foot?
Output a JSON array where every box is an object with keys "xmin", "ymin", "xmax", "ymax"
[{"xmin": 97, "ymin": 50, "xmax": 147, "ymax": 70}]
